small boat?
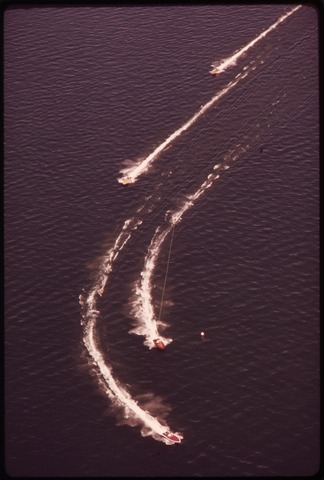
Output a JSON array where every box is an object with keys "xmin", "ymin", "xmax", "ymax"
[
  {"xmin": 118, "ymin": 176, "xmax": 135, "ymax": 185},
  {"xmin": 209, "ymin": 67, "xmax": 220, "ymax": 75},
  {"xmin": 162, "ymin": 431, "xmax": 181, "ymax": 443},
  {"xmin": 153, "ymin": 338, "xmax": 165, "ymax": 350}
]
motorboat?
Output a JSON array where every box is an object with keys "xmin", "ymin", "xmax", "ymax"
[
  {"xmin": 118, "ymin": 176, "xmax": 135, "ymax": 185},
  {"xmin": 162, "ymin": 431, "xmax": 181, "ymax": 443},
  {"xmin": 153, "ymin": 338, "xmax": 165, "ymax": 350},
  {"xmin": 209, "ymin": 67, "xmax": 220, "ymax": 75}
]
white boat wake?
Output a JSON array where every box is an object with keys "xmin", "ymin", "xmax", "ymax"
[
  {"xmin": 117, "ymin": 5, "xmax": 301, "ymax": 185},
  {"xmin": 117, "ymin": 70, "xmax": 248, "ymax": 185},
  {"xmin": 79, "ymin": 217, "xmax": 183, "ymax": 444},
  {"xmin": 212, "ymin": 5, "xmax": 301, "ymax": 74},
  {"xmin": 128, "ymin": 168, "xmax": 222, "ymax": 347},
  {"xmin": 80, "ymin": 3, "xmax": 308, "ymax": 445},
  {"xmin": 128, "ymin": 74, "xmax": 315, "ymax": 349},
  {"xmin": 129, "ymin": 223, "xmax": 175, "ymax": 348}
]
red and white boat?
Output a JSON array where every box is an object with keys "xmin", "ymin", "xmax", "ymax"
[
  {"xmin": 162, "ymin": 431, "xmax": 181, "ymax": 443},
  {"xmin": 209, "ymin": 67, "xmax": 220, "ymax": 75},
  {"xmin": 209, "ymin": 63, "xmax": 221, "ymax": 75},
  {"xmin": 153, "ymin": 338, "xmax": 165, "ymax": 350}
]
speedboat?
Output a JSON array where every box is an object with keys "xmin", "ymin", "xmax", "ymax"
[
  {"xmin": 209, "ymin": 67, "xmax": 220, "ymax": 75},
  {"xmin": 118, "ymin": 176, "xmax": 135, "ymax": 185},
  {"xmin": 153, "ymin": 338, "xmax": 165, "ymax": 350},
  {"xmin": 162, "ymin": 431, "xmax": 181, "ymax": 443}
]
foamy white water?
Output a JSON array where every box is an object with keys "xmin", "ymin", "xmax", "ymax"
[
  {"xmin": 117, "ymin": 5, "xmax": 301, "ymax": 185},
  {"xmin": 80, "ymin": 216, "xmax": 183, "ymax": 445},
  {"xmin": 127, "ymin": 72, "xmax": 310, "ymax": 345},
  {"xmin": 82, "ymin": 3, "xmax": 308, "ymax": 443},
  {"xmin": 214, "ymin": 5, "xmax": 302, "ymax": 73},
  {"xmin": 118, "ymin": 70, "xmax": 249, "ymax": 185},
  {"xmin": 129, "ymin": 165, "xmax": 223, "ymax": 347},
  {"xmin": 80, "ymin": 75, "xmax": 314, "ymax": 444},
  {"xmin": 129, "ymin": 224, "xmax": 174, "ymax": 348}
]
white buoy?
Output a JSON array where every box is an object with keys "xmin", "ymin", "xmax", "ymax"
[{"xmin": 200, "ymin": 331, "xmax": 205, "ymax": 339}]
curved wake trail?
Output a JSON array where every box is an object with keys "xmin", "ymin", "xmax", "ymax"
[
  {"xmin": 79, "ymin": 217, "xmax": 182, "ymax": 445},
  {"xmin": 129, "ymin": 67, "xmax": 314, "ymax": 346},
  {"xmin": 81, "ymin": 3, "xmax": 308, "ymax": 444},
  {"xmin": 129, "ymin": 224, "xmax": 174, "ymax": 348},
  {"xmin": 129, "ymin": 169, "xmax": 219, "ymax": 346},
  {"xmin": 213, "ymin": 5, "xmax": 301, "ymax": 74},
  {"xmin": 117, "ymin": 5, "xmax": 301, "ymax": 185}
]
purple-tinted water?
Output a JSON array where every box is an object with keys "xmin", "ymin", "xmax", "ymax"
[{"xmin": 4, "ymin": 4, "xmax": 319, "ymax": 477}]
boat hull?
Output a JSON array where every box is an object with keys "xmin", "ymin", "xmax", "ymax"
[
  {"xmin": 162, "ymin": 431, "xmax": 181, "ymax": 443},
  {"xmin": 118, "ymin": 176, "xmax": 135, "ymax": 185},
  {"xmin": 153, "ymin": 339, "xmax": 165, "ymax": 350}
]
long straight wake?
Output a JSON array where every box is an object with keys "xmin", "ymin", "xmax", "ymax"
[
  {"xmin": 118, "ymin": 69, "xmax": 250, "ymax": 185},
  {"xmin": 213, "ymin": 5, "xmax": 301, "ymax": 74},
  {"xmin": 117, "ymin": 5, "xmax": 301, "ymax": 185}
]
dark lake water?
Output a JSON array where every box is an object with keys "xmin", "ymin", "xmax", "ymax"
[{"xmin": 4, "ymin": 4, "xmax": 319, "ymax": 477}]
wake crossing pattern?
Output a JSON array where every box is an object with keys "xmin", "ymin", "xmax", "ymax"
[{"xmin": 82, "ymin": 5, "xmax": 303, "ymax": 445}]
